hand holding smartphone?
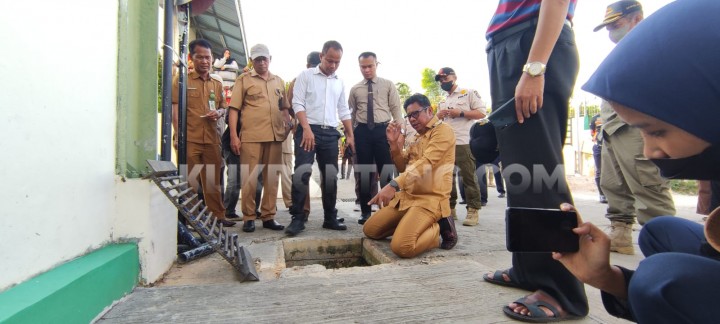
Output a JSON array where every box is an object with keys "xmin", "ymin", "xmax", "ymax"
[{"xmin": 506, "ymin": 207, "xmax": 579, "ymax": 253}]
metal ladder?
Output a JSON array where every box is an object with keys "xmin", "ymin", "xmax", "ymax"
[{"xmin": 145, "ymin": 160, "xmax": 259, "ymax": 282}]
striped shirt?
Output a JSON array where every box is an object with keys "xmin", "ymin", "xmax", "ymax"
[{"xmin": 486, "ymin": 0, "xmax": 577, "ymax": 40}]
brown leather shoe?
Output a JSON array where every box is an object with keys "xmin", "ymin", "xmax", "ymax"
[
  {"xmin": 439, "ymin": 215, "xmax": 458, "ymax": 250},
  {"xmin": 218, "ymin": 219, "xmax": 236, "ymax": 227}
]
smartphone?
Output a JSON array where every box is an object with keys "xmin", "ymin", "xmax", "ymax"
[
  {"xmin": 505, "ymin": 207, "xmax": 579, "ymax": 253},
  {"xmin": 487, "ymin": 97, "xmax": 517, "ymax": 129}
]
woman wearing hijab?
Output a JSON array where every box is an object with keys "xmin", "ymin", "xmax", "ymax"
[
  {"xmin": 213, "ymin": 48, "xmax": 240, "ymax": 89},
  {"xmin": 554, "ymin": 0, "xmax": 720, "ymax": 323}
]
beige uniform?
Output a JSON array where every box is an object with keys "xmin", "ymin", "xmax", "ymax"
[
  {"xmin": 229, "ymin": 70, "xmax": 291, "ymax": 221},
  {"xmin": 438, "ymin": 87, "xmax": 487, "ymax": 210},
  {"xmin": 172, "ymin": 71, "xmax": 228, "ymax": 220}
]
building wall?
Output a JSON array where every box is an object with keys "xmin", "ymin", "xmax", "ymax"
[
  {"xmin": 0, "ymin": 1, "xmax": 175, "ymax": 291},
  {"xmin": 0, "ymin": 1, "xmax": 119, "ymax": 291}
]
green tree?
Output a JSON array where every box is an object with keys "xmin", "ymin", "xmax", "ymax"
[
  {"xmin": 420, "ymin": 68, "xmax": 443, "ymax": 107},
  {"xmin": 395, "ymin": 82, "xmax": 412, "ymax": 105}
]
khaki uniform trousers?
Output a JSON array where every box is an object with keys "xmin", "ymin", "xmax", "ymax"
[
  {"xmin": 186, "ymin": 142, "xmax": 226, "ymax": 220},
  {"xmin": 281, "ymin": 152, "xmax": 293, "ymax": 208},
  {"xmin": 240, "ymin": 141, "xmax": 282, "ymax": 221},
  {"xmin": 600, "ymin": 126, "xmax": 676, "ymax": 225},
  {"xmin": 450, "ymin": 144, "xmax": 482, "ymax": 210},
  {"xmin": 363, "ymin": 205, "xmax": 441, "ymax": 258}
]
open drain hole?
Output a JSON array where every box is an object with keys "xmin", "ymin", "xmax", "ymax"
[{"xmin": 283, "ymin": 238, "xmax": 383, "ymax": 269}]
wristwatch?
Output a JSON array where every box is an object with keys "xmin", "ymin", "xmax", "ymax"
[
  {"xmin": 389, "ymin": 179, "xmax": 400, "ymax": 191},
  {"xmin": 523, "ymin": 62, "xmax": 546, "ymax": 77},
  {"xmin": 459, "ymin": 111, "xmax": 465, "ymax": 118}
]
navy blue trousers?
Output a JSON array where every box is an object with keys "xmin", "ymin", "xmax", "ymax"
[{"xmin": 629, "ymin": 216, "xmax": 720, "ymax": 323}]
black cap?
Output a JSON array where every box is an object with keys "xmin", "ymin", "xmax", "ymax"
[
  {"xmin": 434, "ymin": 67, "xmax": 455, "ymax": 81},
  {"xmin": 307, "ymin": 51, "xmax": 321, "ymax": 67},
  {"xmin": 593, "ymin": 1, "xmax": 642, "ymax": 32}
]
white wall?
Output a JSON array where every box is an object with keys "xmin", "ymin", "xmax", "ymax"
[
  {"xmin": 0, "ymin": 2, "xmax": 119, "ymax": 290},
  {"xmin": 113, "ymin": 179, "xmax": 177, "ymax": 284}
]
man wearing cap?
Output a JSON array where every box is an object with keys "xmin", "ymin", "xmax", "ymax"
[
  {"xmin": 435, "ymin": 67, "xmax": 486, "ymax": 226},
  {"xmin": 348, "ymin": 52, "xmax": 403, "ymax": 225},
  {"xmin": 483, "ymin": 0, "xmax": 588, "ymax": 322},
  {"xmin": 593, "ymin": 0, "xmax": 676, "ymax": 256},
  {"xmin": 172, "ymin": 39, "xmax": 235, "ymax": 228},
  {"xmin": 285, "ymin": 40, "xmax": 355, "ymax": 236},
  {"xmin": 228, "ymin": 44, "xmax": 292, "ymax": 233}
]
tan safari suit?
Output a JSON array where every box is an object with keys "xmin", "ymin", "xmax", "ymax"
[
  {"xmin": 172, "ymin": 70, "xmax": 228, "ymax": 220},
  {"xmin": 229, "ymin": 70, "xmax": 290, "ymax": 221},
  {"xmin": 363, "ymin": 116, "xmax": 456, "ymax": 258}
]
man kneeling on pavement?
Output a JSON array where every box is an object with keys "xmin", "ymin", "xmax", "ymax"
[{"xmin": 363, "ymin": 94, "xmax": 458, "ymax": 258}]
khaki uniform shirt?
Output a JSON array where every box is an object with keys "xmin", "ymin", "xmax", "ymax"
[
  {"xmin": 348, "ymin": 76, "xmax": 403, "ymax": 124},
  {"xmin": 229, "ymin": 70, "xmax": 290, "ymax": 142},
  {"xmin": 438, "ymin": 87, "xmax": 487, "ymax": 145},
  {"xmin": 391, "ymin": 116, "xmax": 456, "ymax": 216},
  {"xmin": 172, "ymin": 71, "xmax": 227, "ymax": 144}
]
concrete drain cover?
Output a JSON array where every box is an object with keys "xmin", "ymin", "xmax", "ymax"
[{"xmin": 283, "ymin": 238, "xmax": 386, "ymax": 269}]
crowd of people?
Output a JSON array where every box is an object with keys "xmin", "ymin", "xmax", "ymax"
[{"xmin": 171, "ymin": 0, "xmax": 719, "ymax": 322}]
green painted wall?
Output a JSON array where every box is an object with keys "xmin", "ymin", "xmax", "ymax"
[
  {"xmin": 116, "ymin": 0, "xmax": 160, "ymax": 178},
  {"xmin": 0, "ymin": 244, "xmax": 139, "ymax": 323}
]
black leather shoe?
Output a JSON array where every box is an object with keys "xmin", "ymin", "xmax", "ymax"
[
  {"xmin": 358, "ymin": 213, "xmax": 371, "ymax": 225},
  {"xmin": 439, "ymin": 216, "xmax": 458, "ymax": 250},
  {"xmin": 285, "ymin": 217, "xmax": 305, "ymax": 236},
  {"xmin": 498, "ymin": 193, "xmax": 506, "ymax": 198},
  {"xmin": 322, "ymin": 219, "xmax": 347, "ymax": 231},
  {"xmin": 242, "ymin": 220, "xmax": 255, "ymax": 232},
  {"xmin": 219, "ymin": 219, "xmax": 236, "ymax": 227},
  {"xmin": 263, "ymin": 219, "xmax": 285, "ymax": 231}
]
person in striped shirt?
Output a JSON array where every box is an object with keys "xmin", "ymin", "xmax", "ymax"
[{"xmin": 483, "ymin": 0, "xmax": 586, "ymax": 322}]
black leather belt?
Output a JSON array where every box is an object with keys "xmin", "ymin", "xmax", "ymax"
[
  {"xmin": 358, "ymin": 121, "xmax": 390, "ymax": 126},
  {"xmin": 488, "ymin": 18, "xmax": 572, "ymax": 47},
  {"xmin": 309, "ymin": 124, "xmax": 335, "ymax": 130}
]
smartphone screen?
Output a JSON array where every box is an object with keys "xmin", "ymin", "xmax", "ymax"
[{"xmin": 505, "ymin": 207, "xmax": 579, "ymax": 253}]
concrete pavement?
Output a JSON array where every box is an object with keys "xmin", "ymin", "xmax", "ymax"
[{"xmin": 99, "ymin": 173, "xmax": 702, "ymax": 323}]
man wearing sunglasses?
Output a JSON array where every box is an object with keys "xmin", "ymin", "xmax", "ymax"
[{"xmin": 362, "ymin": 94, "xmax": 456, "ymax": 257}]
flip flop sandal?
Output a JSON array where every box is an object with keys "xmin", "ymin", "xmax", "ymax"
[
  {"xmin": 483, "ymin": 269, "xmax": 521, "ymax": 289},
  {"xmin": 502, "ymin": 297, "xmax": 582, "ymax": 323}
]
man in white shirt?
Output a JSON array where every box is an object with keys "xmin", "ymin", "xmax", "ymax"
[{"xmin": 285, "ymin": 40, "xmax": 356, "ymax": 236}]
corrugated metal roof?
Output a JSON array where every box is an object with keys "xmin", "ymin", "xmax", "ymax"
[{"xmin": 191, "ymin": 0, "xmax": 248, "ymax": 67}]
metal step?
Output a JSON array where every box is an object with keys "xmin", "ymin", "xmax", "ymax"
[{"xmin": 145, "ymin": 159, "xmax": 259, "ymax": 282}]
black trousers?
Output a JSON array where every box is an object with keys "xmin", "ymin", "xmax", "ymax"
[
  {"xmin": 290, "ymin": 125, "xmax": 341, "ymax": 220},
  {"xmin": 487, "ymin": 24, "xmax": 587, "ymax": 316},
  {"xmin": 354, "ymin": 123, "xmax": 395, "ymax": 214}
]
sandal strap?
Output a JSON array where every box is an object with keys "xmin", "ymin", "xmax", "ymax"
[{"xmin": 512, "ymin": 298, "xmax": 560, "ymax": 319}]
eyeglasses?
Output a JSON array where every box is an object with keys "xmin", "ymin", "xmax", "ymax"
[{"xmin": 405, "ymin": 106, "xmax": 429, "ymax": 120}]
